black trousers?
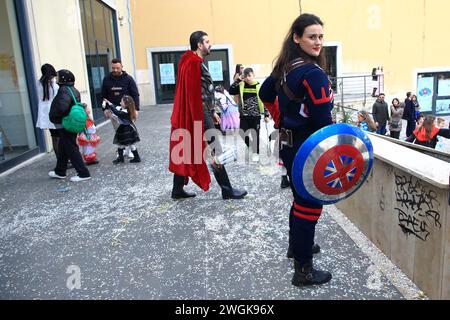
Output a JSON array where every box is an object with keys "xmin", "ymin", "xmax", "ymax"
[
  {"xmin": 203, "ymin": 105, "xmax": 222, "ymax": 156},
  {"xmin": 406, "ymin": 120, "xmax": 416, "ymax": 138},
  {"xmin": 239, "ymin": 116, "xmax": 260, "ymax": 154},
  {"xmin": 54, "ymin": 129, "xmax": 90, "ymax": 178},
  {"xmin": 390, "ymin": 130, "xmax": 400, "ymax": 139}
]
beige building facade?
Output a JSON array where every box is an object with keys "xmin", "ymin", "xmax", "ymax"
[
  {"xmin": 0, "ymin": 0, "xmax": 135, "ymax": 173},
  {"xmin": 131, "ymin": 0, "xmax": 450, "ymax": 115}
]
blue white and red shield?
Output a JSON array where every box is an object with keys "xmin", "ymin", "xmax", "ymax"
[{"xmin": 292, "ymin": 123, "xmax": 373, "ymax": 205}]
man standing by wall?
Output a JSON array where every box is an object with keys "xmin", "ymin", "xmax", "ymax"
[
  {"xmin": 101, "ymin": 58, "xmax": 140, "ymax": 159},
  {"xmin": 402, "ymin": 91, "xmax": 416, "ymax": 138},
  {"xmin": 372, "ymin": 93, "xmax": 389, "ymax": 135}
]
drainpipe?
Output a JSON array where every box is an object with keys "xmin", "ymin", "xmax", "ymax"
[{"xmin": 127, "ymin": 0, "xmax": 137, "ymax": 81}]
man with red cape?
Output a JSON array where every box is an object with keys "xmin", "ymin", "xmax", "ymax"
[{"xmin": 169, "ymin": 31, "xmax": 247, "ymax": 200}]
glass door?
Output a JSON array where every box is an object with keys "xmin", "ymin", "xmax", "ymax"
[
  {"xmin": 152, "ymin": 49, "xmax": 230, "ymax": 104},
  {"xmin": 0, "ymin": 0, "xmax": 38, "ymax": 171},
  {"xmin": 80, "ymin": 0, "xmax": 118, "ymax": 123}
]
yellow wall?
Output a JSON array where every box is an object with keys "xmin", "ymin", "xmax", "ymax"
[
  {"xmin": 131, "ymin": 0, "xmax": 299, "ymax": 72},
  {"xmin": 28, "ymin": 0, "xmax": 91, "ymax": 98},
  {"xmin": 131, "ymin": 0, "xmax": 450, "ymax": 104},
  {"xmin": 301, "ymin": 0, "xmax": 450, "ymax": 97}
]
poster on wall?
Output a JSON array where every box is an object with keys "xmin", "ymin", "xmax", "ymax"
[
  {"xmin": 417, "ymin": 76, "xmax": 434, "ymax": 112},
  {"xmin": 91, "ymin": 67, "xmax": 105, "ymax": 90},
  {"xmin": 208, "ymin": 60, "xmax": 223, "ymax": 82},
  {"xmin": 438, "ymin": 79, "xmax": 450, "ymax": 96},
  {"xmin": 159, "ymin": 63, "xmax": 175, "ymax": 85},
  {"xmin": 436, "ymin": 99, "xmax": 450, "ymax": 114}
]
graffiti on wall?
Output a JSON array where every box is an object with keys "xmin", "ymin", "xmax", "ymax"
[{"xmin": 394, "ymin": 173, "xmax": 441, "ymax": 241}]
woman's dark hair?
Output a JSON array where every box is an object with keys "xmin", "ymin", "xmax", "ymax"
[
  {"xmin": 272, "ymin": 13, "xmax": 326, "ymax": 81},
  {"xmin": 39, "ymin": 63, "xmax": 57, "ymax": 101},
  {"xmin": 392, "ymin": 98, "xmax": 400, "ymax": 106},
  {"xmin": 234, "ymin": 64, "xmax": 243, "ymax": 74},
  {"xmin": 189, "ymin": 31, "xmax": 208, "ymax": 51},
  {"xmin": 422, "ymin": 115, "xmax": 436, "ymax": 141}
]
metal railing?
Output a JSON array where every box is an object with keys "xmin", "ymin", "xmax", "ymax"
[{"xmin": 330, "ymin": 74, "xmax": 384, "ymax": 108}]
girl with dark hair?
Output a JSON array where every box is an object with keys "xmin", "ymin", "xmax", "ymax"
[
  {"xmin": 259, "ymin": 13, "xmax": 334, "ymax": 286},
  {"xmin": 104, "ymin": 95, "xmax": 141, "ymax": 164},
  {"xmin": 406, "ymin": 115, "xmax": 450, "ymax": 148},
  {"xmin": 36, "ymin": 63, "xmax": 59, "ymax": 159}
]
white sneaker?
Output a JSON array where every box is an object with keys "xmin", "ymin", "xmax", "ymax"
[
  {"xmin": 49, "ymin": 171, "xmax": 67, "ymax": 179},
  {"xmin": 70, "ymin": 175, "xmax": 92, "ymax": 182},
  {"xmin": 125, "ymin": 147, "xmax": 134, "ymax": 159},
  {"xmin": 252, "ymin": 153, "xmax": 260, "ymax": 162}
]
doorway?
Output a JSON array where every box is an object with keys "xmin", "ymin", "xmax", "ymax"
[
  {"xmin": 79, "ymin": 0, "xmax": 119, "ymax": 122},
  {"xmin": 150, "ymin": 47, "xmax": 231, "ymax": 105}
]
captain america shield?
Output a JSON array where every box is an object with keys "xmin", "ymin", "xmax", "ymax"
[{"xmin": 292, "ymin": 123, "xmax": 373, "ymax": 205}]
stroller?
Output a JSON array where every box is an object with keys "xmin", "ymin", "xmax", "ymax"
[{"xmin": 214, "ymin": 85, "xmax": 240, "ymax": 133}]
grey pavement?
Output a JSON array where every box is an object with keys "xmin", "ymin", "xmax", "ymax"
[{"xmin": 0, "ymin": 105, "xmax": 423, "ymax": 300}]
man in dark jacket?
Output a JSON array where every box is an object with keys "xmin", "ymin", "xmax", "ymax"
[
  {"xmin": 372, "ymin": 93, "xmax": 389, "ymax": 135},
  {"xmin": 101, "ymin": 58, "xmax": 140, "ymax": 159},
  {"xmin": 402, "ymin": 91, "xmax": 415, "ymax": 137},
  {"xmin": 101, "ymin": 58, "xmax": 140, "ymax": 111},
  {"xmin": 49, "ymin": 69, "xmax": 91, "ymax": 182}
]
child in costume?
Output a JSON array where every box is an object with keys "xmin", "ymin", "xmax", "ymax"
[
  {"xmin": 214, "ymin": 85, "xmax": 240, "ymax": 132},
  {"xmin": 77, "ymin": 103, "xmax": 100, "ymax": 165},
  {"xmin": 104, "ymin": 95, "xmax": 141, "ymax": 164}
]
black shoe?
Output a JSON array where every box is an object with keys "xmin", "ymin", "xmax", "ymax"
[
  {"xmin": 292, "ymin": 260, "xmax": 332, "ymax": 287},
  {"xmin": 221, "ymin": 186, "xmax": 248, "ymax": 200},
  {"xmin": 130, "ymin": 149, "xmax": 141, "ymax": 163},
  {"xmin": 171, "ymin": 189, "xmax": 196, "ymax": 200},
  {"xmin": 113, "ymin": 148, "xmax": 125, "ymax": 164},
  {"xmin": 287, "ymin": 243, "xmax": 321, "ymax": 259},
  {"xmin": 281, "ymin": 175, "xmax": 290, "ymax": 189},
  {"xmin": 212, "ymin": 166, "xmax": 247, "ymax": 200}
]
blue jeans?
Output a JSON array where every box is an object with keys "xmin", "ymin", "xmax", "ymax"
[{"xmin": 376, "ymin": 124, "xmax": 387, "ymax": 135}]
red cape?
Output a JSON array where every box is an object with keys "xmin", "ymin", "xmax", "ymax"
[
  {"xmin": 169, "ymin": 51, "xmax": 211, "ymax": 191},
  {"xmin": 263, "ymin": 98, "xmax": 280, "ymax": 129}
]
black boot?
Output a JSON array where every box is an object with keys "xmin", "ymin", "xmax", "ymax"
[
  {"xmin": 287, "ymin": 235, "xmax": 320, "ymax": 258},
  {"xmin": 171, "ymin": 175, "xmax": 196, "ymax": 199},
  {"xmin": 129, "ymin": 149, "xmax": 141, "ymax": 163},
  {"xmin": 292, "ymin": 259, "xmax": 332, "ymax": 286},
  {"xmin": 213, "ymin": 166, "xmax": 247, "ymax": 200},
  {"xmin": 113, "ymin": 148, "xmax": 125, "ymax": 164},
  {"xmin": 281, "ymin": 175, "xmax": 290, "ymax": 189}
]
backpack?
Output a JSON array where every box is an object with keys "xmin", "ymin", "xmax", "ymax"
[{"xmin": 62, "ymin": 87, "xmax": 87, "ymax": 133}]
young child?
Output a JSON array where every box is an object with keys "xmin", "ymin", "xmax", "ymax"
[
  {"xmin": 104, "ymin": 95, "xmax": 141, "ymax": 164},
  {"xmin": 435, "ymin": 117, "xmax": 447, "ymax": 151},
  {"xmin": 229, "ymin": 67, "xmax": 270, "ymax": 162},
  {"xmin": 357, "ymin": 110, "xmax": 377, "ymax": 132},
  {"xmin": 214, "ymin": 85, "xmax": 240, "ymax": 132},
  {"xmin": 77, "ymin": 103, "xmax": 100, "ymax": 165}
]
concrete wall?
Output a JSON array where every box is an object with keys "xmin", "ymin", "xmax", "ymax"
[{"xmin": 336, "ymin": 135, "xmax": 450, "ymax": 299}]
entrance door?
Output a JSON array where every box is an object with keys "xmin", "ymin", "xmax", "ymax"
[
  {"xmin": 80, "ymin": 0, "xmax": 119, "ymax": 122},
  {"xmin": 152, "ymin": 49, "xmax": 230, "ymax": 104}
]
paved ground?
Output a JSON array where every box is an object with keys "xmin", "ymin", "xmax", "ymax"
[{"xmin": 0, "ymin": 105, "xmax": 425, "ymax": 300}]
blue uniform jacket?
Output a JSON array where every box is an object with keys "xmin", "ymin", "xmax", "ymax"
[{"xmin": 259, "ymin": 63, "xmax": 334, "ymax": 140}]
